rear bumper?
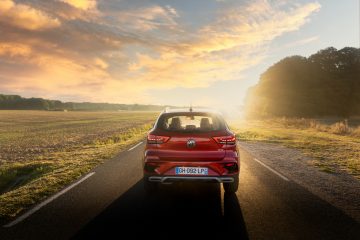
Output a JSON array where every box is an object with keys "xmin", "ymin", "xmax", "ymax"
[
  {"xmin": 148, "ymin": 175, "xmax": 235, "ymax": 183},
  {"xmin": 144, "ymin": 160, "xmax": 239, "ymax": 176}
]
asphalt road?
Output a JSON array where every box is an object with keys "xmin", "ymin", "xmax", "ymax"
[{"xmin": 1, "ymin": 142, "xmax": 359, "ymax": 240}]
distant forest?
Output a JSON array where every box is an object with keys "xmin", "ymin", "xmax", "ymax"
[
  {"xmin": 245, "ymin": 47, "xmax": 360, "ymax": 118},
  {"xmin": 0, "ymin": 94, "xmax": 168, "ymax": 111}
]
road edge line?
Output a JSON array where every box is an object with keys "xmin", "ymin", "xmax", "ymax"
[
  {"xmin": 253, "ymin": 158, "xmax": 290, "ymax": 181},
  {"xmin": 3, "ymin": 172, "xmax": 95, "ymax": 228},
  {"xmin": 128, "ymin": 141, "xmax": 143, "ymax": 151}
]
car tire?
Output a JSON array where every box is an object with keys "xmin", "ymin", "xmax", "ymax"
[
  {"xmin": 223, "ymin": 175, "xmax": 239, "ymax": 194},
  {"xmin": 144, "ymin": 177, "xmax": 157, "ymax": 194}
]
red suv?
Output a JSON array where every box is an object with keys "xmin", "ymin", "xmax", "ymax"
[{"xmin": 143, "ymin": 108, "xmax": 240, "ymax": 193}]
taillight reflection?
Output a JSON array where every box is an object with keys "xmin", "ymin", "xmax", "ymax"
[{"xmin": 147, "ymin": 134, "xmax": 170, "ymax": 144}]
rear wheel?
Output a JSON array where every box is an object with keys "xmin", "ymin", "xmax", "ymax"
[
  {"xmin": 144, "ymin": 176, "xmax": 157, "ymax": 194},
  {"xmin": 223, "ymin": 175, "xmax": 239, "ymax": 194}
]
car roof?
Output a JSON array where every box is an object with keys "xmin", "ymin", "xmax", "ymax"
[{"xmin": 162, "ymin": 107, "xmax": 222, "ymax": 115}]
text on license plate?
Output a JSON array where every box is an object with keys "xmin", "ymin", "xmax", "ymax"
[{"xmin": 175, "ymin": 167, "xmax": 208, "ymax": 175}]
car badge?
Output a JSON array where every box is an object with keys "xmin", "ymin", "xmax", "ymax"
[{"xmin": 187, "ymin": 139, "xmax": 196, "ymax": 148}]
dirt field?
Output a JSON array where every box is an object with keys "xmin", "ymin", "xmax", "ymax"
[{"xmin": 0, "ymin": 110, "xmax": 158, "ymax": 221}]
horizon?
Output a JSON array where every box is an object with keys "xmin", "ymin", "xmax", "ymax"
[{"xmin": 0, "ymin": 0, "xmax": 358, "ymax": 113}]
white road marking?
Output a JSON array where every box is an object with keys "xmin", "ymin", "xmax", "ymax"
[
  {"xmin": 220, "ymin": 184, "xmax": 225, "ymax": 216},
  {"xmin": 3, "ymin": 172, "xmax": 95, "ymax": 228},
  {"xmin": 128, "ymin": 141, "xmax": 143, "ymax": 151},
  {"xmin": 253, "ymin": 158, "xmax": 290, "ymax": 181}
]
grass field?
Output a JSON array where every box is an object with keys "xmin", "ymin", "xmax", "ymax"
[
  {"xmin": 0, "ymin": 110, "xmax": 158, "ymax": 222},
  {"xmin": 230, "ymin": 118, "xmax": 360, "ymax": 179}
]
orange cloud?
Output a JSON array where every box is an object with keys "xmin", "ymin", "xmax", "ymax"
[
  {"xmin": 60, "ymin": 0, "xmax": 97, "ymax": 11},
  {"xmin": 0, "ymin": 0, "xmax": 322, "ymax": 104},
  {"xmin": 0, "ymin": 0, "xmax": 61, "ymax": 30},
  {"xmin": 94, "ymin": 58, "xmax": 108, "ymax": 69},
  {"xmin": 122, "ymin": 1, "xmax": 321, "ymax": 90},
  {"xmin": 0, "ymin": 43, "xmax": 32, "ymax": 57}
]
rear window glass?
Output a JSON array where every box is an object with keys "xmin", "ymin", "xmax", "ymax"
[{"xmin": 156, "ymin": 113, "xmax": 225, "ymax": 132}]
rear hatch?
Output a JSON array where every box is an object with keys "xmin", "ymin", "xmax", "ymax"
[
  {"xmin": 148, "ymin": 111, "xmax": 231, "ymax": 161},
  {"xmin": 155, "ymin": 133, "xmax": 226, "ymax": 161}
]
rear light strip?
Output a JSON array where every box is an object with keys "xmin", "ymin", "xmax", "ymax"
[
  {"xmin": 147, "ymin": 134, "xmax": 170, "ymax": 144},
  {"xmin": 212, "ymin": 135, "xmax": 236, "ymax": 145}
]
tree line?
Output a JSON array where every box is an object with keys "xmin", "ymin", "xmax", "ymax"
[
  {"xmin": 245, "ymin": 47, "xmax": 360, "ymax": 118},
  {"xmin": 0, "ymin": 94, "xmax": 168, "ymax": 111}
]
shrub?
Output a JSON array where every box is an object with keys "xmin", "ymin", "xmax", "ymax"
[
  {"xmin": 351, "ymin": 126, "xmax": 360, "ymax": 137},
  {"xmin": 329, "ymin": 120, "xmax": 350, "ymax": 135},
  {"xmin": 273, "ymin": 118, "xmax": 355, "ymax": 135}
]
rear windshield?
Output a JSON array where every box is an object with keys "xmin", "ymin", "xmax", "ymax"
[{"xmin": 156, "ymin": 112, "xmax": 226, "ymax": 132}]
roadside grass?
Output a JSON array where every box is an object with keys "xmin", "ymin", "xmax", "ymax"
[
  {"xmin": 0, "ymin": 111, "xmax": 157, "ymax": 223},
  {"xmin": 230, "ymin": 119, "xmax": 360, "ymax": 179},
  {"xmin": 0, "ymin": 163, "xmax": 53, "ymax": 195}
]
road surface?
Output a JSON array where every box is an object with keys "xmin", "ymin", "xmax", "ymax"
[{"xmin": 1, "ymin": 142, "xmax": 359, "ymax": 239}]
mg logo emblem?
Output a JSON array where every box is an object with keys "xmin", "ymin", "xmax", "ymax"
[{"xmin": 187, "ymin": 139, "xmax": 196, "ymax": 149}]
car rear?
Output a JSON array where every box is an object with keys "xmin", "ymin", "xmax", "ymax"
[{"xmin": 143, "ymin": 109, "xmax": 240, "ymax": 193}]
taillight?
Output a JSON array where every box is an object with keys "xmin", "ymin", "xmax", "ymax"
[
  {"xmin": 224, "ymin": 162, "xmax": 239, "ymax": 173},
  {"xmin": 147, "ymin": 134, "xmax": 170, "ymax": 144},
  {"xmin": 213, "ymin": 135, "xmax": 236, "ymax": 145}
]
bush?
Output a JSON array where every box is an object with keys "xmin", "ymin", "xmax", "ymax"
[
  {"xmin": 351, "ymin": 126, "xmax": 360, "ymax": 137},
  {"xmin": 274, "ymin": 117, "xmax": 321, "ymax": 129},
  {"xmin": 273, "ymin": 118, "xmax": 355, "ymax": 135},
  {"xmin": 329, "ymin": 120, "xmax": 350, "ymax": 134}
]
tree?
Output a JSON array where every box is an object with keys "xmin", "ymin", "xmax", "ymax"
[{"xmin": 245, "ymin": 47, "xmax": 360, "ymax": 118}]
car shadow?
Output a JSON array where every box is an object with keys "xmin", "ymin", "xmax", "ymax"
[{"xmin": 73, "ymin": 180, "xmax": 248, "ymax": 239}]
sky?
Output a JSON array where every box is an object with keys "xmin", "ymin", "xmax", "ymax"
[{"xmin": 0, "ymin": 0, "xmax": 358, "ymax": 111}]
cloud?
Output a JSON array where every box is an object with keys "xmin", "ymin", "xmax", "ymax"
[
  {"xmin": 94, "ymin": 58, "xmax": 108, "ymax": 69},
  {"xmin": 0, "ymin": 42, "xmax": 32, "ymax": 57},
  {"xmin": 0, "ymin": 0, "xmax": 61, "ymax": 30},
  {"xmin": 195, "ymin": 1, "xmax": 321, "ymax": 53},
  {"xmin": 122, "ymin": 0, "xmax": 321, "ymax": 90},
  {"xmin": 283, "ymin": 36, "xmax": 319, "ymax": 48},
  {"xmin": 0, "ymin": 49, "xmax": 111, "ymax": 101},
  {"xmin": 0, "ymin": 0, "xmax": 321, "ymax": 104},
  {"xmin": 60, "ymin": 0, "xmax": 97, "ymax": 11},
  {"xmin": 126, "ymin": 46, "xmax": 266, "ymax": 90},
  {"xmin": 112, "ymin": 5, "xmax": 179, "ymax": 32}
]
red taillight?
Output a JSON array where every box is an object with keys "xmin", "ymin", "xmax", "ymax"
[
  {"xmin": 147, "ymin": 134, "xmax": 170, "ymax": 144},
  {"xmin": 213, "ymin": 135, "xmax": 236, "ymax": 145},
  {"xmin": 223, "ymin": 162, "xmax": 239, "ymax": 173}
]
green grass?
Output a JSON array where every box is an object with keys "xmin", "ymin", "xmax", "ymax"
[
  {"xmin": 0, "ymin": 110, "xmax": 158, "ymax": 223},
  {"xmin": 230, "ymin": 119, "xmax": 360, "ymax": 179},
  {"xmin": 0, "ymin": 163, "xmax": 53, "ymax": 194}
]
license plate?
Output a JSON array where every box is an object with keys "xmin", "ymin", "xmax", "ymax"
[{"xmin": 175, "ymin": 167, "xmax": 208, "ymax": 175}]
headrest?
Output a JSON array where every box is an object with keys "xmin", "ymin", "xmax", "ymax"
[
  {"xmin": 169, "ymin": 117, "xmax": 181, "ymax": 129},
  {"xmin": 200, "ymin": 118, "xmax": 211, "ymax": 129}
]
